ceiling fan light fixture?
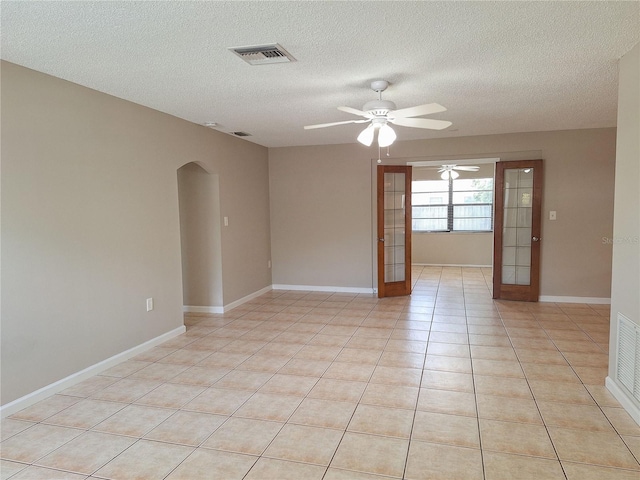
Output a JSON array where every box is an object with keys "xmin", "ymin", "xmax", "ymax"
[
  {"xmin": 441, "ymin": 170, "xmax": 459, "ymax": 180},
  {"xmin": 357, "ymin": 124, "xmax": 375, "ymax": 146},
  {"xmin": 377, "ymin": 124, "xmax": 396, "ymax": 147},
  {"xmin": 303, "ymin": 79, "xmax": 452, "ymax": 146}
]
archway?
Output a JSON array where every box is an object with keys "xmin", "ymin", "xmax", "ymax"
[{"xmin": 177, "ymin": 162, "xmax": 224, "ymax": 313}]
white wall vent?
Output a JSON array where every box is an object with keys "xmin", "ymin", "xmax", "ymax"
[
  {"xmin": 617, "ymin": 313, "xmax": 640, "ymax": 402},
  {"xmin": 228, "ymin": 43, "xmax": 296, "ymax": 65}
]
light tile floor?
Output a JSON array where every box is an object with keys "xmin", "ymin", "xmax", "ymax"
[{"xmin": 1, "ymin": 266, "xmax": 639, "ymax": 479}]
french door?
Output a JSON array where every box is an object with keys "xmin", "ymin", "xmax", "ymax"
[
  {"xmin": 493, "ymin": 160, "xmax": 543, "ymax": 301},
  {"xmin": 377, "ymin": 165, "xmax": 412, "ymax": 298}
]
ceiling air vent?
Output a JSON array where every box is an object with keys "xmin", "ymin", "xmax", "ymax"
[
  {"xmin": 228, "ymin": 43, "xmax": 296, "ymax": 65},
  {"xmin": 233, "ymin": 131, "xmax": 252, "ymax": 137}
]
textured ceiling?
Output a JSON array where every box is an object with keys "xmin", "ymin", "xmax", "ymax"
[{"xmin": 1, "ymin": 1, "xmax": 638, "ymax": 148}]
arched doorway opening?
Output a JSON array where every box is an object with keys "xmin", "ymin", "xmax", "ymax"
[{"xmin": 177, "ymin": 162, "xmax": 223, "ymax": 313}]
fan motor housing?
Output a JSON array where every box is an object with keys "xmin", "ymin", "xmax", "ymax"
[{"xmin": 363, "ymin": 99, "xmax": 397, "ymax": 116}]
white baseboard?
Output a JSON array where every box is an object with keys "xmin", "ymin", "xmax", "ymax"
[
  {"xmin": 0, "ymin": 325, "xmax": 186, "ymax": 418},
  {"xmin": 185, "ymin": 292, "xmax": 610, "ymax": 308},
  {"xmin": 413, "ymin": 263, "xmax": 492, "ymax": 268},
  {"xmin": 272, "ymin": 284, "xmax": 375, "ymax": 294},
  {"xmin": 539, "ymin": 295, "xmax": 611, "ymax": 304},
  {"xmin": 184, "ymin": 286, "xmax": 274, "ymax": 314},
  {"xmin": 606, "ymin": 376, "xmax": 640, "ymax": 426},
  {"xmin": 223, "ymin": 286, "xmax": 273, "ymax": 311}
]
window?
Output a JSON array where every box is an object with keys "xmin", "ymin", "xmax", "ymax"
[{"xmin": 412, "ymin": 175, "xmax": 494, "ymax": 232}]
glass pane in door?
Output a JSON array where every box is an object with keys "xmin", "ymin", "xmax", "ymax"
[
  {"xmin": 384, "ymin": 172, "xmax": 406, "ymax": 283},
  {"xmin": 502, "ymin": 168, "xmax": 533, "ymax": 285}
]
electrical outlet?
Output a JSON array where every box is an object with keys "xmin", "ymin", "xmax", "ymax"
[
  {"xmin": 224, "ymin": 216, "xmax": 229, "ymax": 226},
  {"xmin": 146, "ymin": 298, "xmax": 154, "ymax": 312}
]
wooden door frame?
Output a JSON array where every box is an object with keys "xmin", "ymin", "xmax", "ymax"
[
  {"xmin": 493, "ymin": 159, "xmax": 543, "ymax": 301},
  {"xmin": 377, "ymin": 165, "xmax": 412, "ymax": 298}
]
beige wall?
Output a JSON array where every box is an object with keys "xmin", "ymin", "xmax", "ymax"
[
  {"xmin": 269, "ymin": 144, "xmax": 374, "ymax": 289},
  {"xmin": 270, "ymin": 128, "xmax": 616, "ymax": 298},
  {"xmin": 413, "ymin": 233, "xmax": 493, "ymax": 266},
  {"xmin": 1, "ymin": 62, "xmax": 271, "ymax": 404},
  {"xmin": 608, "ymin": 43, "xmax": 640, "ymax": 408},
  {"xmin": 177, "ymin": 163, "xmax": 223, "ymax": 307}
]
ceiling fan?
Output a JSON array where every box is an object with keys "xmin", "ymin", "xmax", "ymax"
[
  {"xmin": 437, "ymin": 164, "xmax": 479, "ymax": 179},
  {"xmin": 304, "ymin": 80, "xmax": 452, "ymax": 147}
]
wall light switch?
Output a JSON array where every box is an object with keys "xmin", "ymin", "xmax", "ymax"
[
  {"xmin": 549, "ymin": 211, "xmax": 557, "ymax": 221},
  {"xmin": 146, "ymin": 298, "xmax": 154, "ymax": 312},
  {"xmin": 224, "ymin": 216, "xmax": 229, "ymax": 226}
]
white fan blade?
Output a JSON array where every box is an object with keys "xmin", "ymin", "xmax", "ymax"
[
  {"xmin": 337, "ymin": 106, "xmax": 371, "ymax": 117},
  {"xmin": 454, "ymin": 166, "xmax": 480, "ymax": 171},
  {"xmin": 391, "ymin": 103, "xmax": 447, "ymax": 118},
  {"xmin": 304, "ymin": 119, "xmax": 369, "ymax": 130},
  {"xmin": 391, "ymin": 117, "xmax": 452, "ymax": 130}
]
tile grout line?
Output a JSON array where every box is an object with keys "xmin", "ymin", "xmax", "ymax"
[
  {"xmin": 401, "ymin": 264, "xmax": 437, "ymax": 480},
  {"xmin": 317, "ymin": 291, "xmax": 396, "ymax": 480},
  {"xmin": 5, "ymin": 268, "xmax": 635, "ymax": 479},
  {"xmin": 463, "ymin": 269, "xmax": 489, "ymax": 480},
  {"xmin": 498, "ymin": 308, "xmax": 569, "ymax": 480}
]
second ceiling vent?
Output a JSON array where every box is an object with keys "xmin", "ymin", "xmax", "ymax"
[{"xmin": 228, "ymin": 43, "xmax": 296, "ymax": 65}]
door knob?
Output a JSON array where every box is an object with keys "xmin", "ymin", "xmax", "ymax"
[
  {"xmin": 532, "ymin": 236, "xmax": 540, "ymax": 242},
  {"xmin": 378, "ymin": 238, "xmax": 385, "ymax": 242}
]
